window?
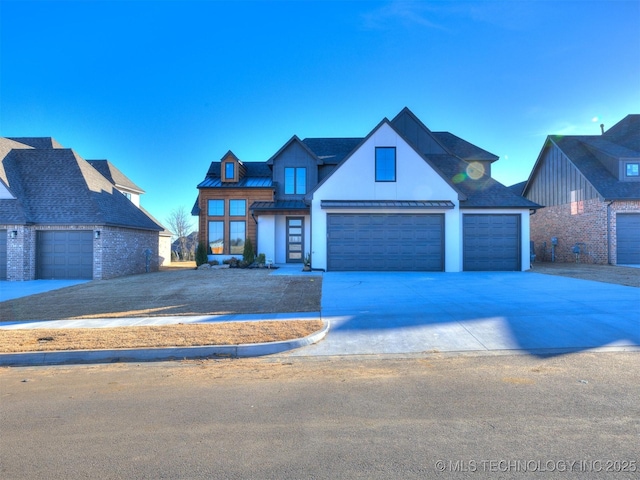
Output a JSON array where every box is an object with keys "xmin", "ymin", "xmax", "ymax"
[
  {"xmin": 225, "ymin": 162, "xmax": 235, "ymax": 180},
  {"xmin": 284, "ymin": 167, "xmax": 306, "ymax": 194},
  {"xmin": 626, "ymin": 163, "xmax": 639, "ymax": 177},
  {"xmin": 208, "ymin": 221, "xmax": 224, "ymax": 254},
  {"xmin": 229, "ymin": 221, "xmax": 245, "ymax": 254},
  {"xmin": 230, "ymin": 199, "xmax": 246, "ymax": 216},
  {"xmin": 208, "ymin": 199, "xmax": 224, "ymax": 216},
  {"xmin": 376, "ymin": 147, "xmax": 396, "ymax": 182}
]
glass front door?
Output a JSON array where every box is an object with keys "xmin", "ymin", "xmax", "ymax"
[{"xmin": 286, "ymin": 217, "xmax": 304, "ymax": 263}]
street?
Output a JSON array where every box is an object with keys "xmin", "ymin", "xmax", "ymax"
[{"xmin": 1, "ymin": 352, "xmax": 639, "ymax": 479}]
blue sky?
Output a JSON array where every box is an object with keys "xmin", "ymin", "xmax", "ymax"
[{"xmin": 1, "ymin": 0, "xmax": 639, "ymax": 229}]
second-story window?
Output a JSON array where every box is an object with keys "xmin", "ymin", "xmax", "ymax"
[
  {"xmin": 285, "ymin": 167, "xmax": 306, "ymax": 194},
  {"xmin": 225, "ymin": 162, "xmax": 235, "ymax": 180},
  {"xmin": 376, "ymin": 147, "xmax": 396, "ymax": 182},
  {"xmin": 229, "ymin": 199, "xmax": 246, "ymax": 216},
  {"xmin": 626, "ymin": 163, "xmax": 639, "ymax": 177},
  {"xmin": 208, "ymin": 199, "xmax": 224, "ymax": 216}
]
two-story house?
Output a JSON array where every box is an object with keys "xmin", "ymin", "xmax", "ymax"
[
  {"xmin": 194, "ymin": 108, "xmax": 539, "ymax": 272},
  {"xmin": 518, "ymin": 115, "xmax": 640, "ymax": 265}
]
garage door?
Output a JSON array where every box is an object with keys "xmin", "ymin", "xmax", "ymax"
[
  {"xmin": 327, "ymin": 214, "xmax": 444, "ymax": 271},
  {"xmin": 617, "ymin": 213, "xmax": 640, "ymax": 264},
  {"xmin": 37, "ymin": 230, "xmax": 93, "ymax": 279},
  {"xmin": 463, "ymin": 214, "xmax": 520, "ymax": 271},
  {"xmin": 0, "ymin": 230, "xmax": 6, "ymax": 280}
]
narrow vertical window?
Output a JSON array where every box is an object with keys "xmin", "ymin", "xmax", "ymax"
[
  {"xmin": 225, "ymin": 162, "xmax": 235, "ymax": 180},
  {"xmin": 229, "ymin": 221, "xmax": 245, "ymax": 254},
  {"xmin": 208, "ymin": 221, "xmax": 224, "ymax": 254},
  {"xmin": 375, "ymin": 147, "xmax": 396, "ymax": 182}
]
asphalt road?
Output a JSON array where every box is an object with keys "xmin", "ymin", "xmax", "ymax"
[{"xmin": 1, "ymin": 352, "xmax": 639, "ymax": 479}]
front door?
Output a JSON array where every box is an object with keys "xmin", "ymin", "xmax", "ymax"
[{"xmin": 286, "ymin": 217, "xmax": 304, "ymax": 263}]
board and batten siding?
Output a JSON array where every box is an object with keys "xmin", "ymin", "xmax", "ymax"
[{"xmin": 527, "ymin": 142, "xmax": 601, "ymax": 207}]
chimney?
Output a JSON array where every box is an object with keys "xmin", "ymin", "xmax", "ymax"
[{"xmin": 600, "ymin": 124, "xmax": 605, "ymax": 135}]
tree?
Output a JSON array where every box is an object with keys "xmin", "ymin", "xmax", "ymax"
[{"xmin": 166, "ymin": 206, "xmax": 194, "ymax": 261}]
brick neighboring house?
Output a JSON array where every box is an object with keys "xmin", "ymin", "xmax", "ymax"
[
  {"xmin": 194, "ymin": 108, "xmax": 540, "ymax": 271},
  {"xmin": 0, "ymin": 137, "xmax": 167, "ymax": 281},
  {"xmin": 517, "ymin": 115, "xmax": 640, "ymax": 265}
]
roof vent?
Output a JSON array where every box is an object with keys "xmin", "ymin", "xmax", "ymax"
[{"xmin": 600, "ymin": 123, "xmax": 605, "ymax": 135}]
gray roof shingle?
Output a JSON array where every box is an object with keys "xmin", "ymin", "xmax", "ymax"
[
  {"xmin": 0, "ymin": 147, "xmax": 161, "ymax": 230},
  {"xmin": 87, "ymin": 159, "xmax": 145, "ymax": 193}
]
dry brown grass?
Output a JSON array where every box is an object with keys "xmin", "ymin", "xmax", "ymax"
[
  {"xmin": 530, "ymin": 263, "xmax": 639, "ymax": 287},
  {"xmin": 0, "ymin": 320, "xmax": 324, "ymax": 353}
]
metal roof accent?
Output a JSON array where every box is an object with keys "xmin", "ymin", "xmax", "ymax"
[
  {"xmin": 197, "ymin": 177, "xmax": 273, "ymax": 188},
  {"xmin": 250, "ymin": 200, "xmax": 309, "ymax": 211},
  {"xmin": 320, "ymin": 200, "xmax": 455, "ymax": 209}
]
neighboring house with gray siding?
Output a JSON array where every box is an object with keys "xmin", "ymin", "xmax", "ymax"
[
  {"xmin": 519, "ymin": 115, "xmax": 640, "ymax": 265},
  {"xmin": 0, "ymin": 137, "xmax": 167, "ymax": 281},
  {"xmin": 195, "ymin": 107, "xmax": 540, "ymax": 271}
]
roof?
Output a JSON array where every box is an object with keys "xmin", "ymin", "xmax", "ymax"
[
  {"xmin": 198, "ymin": 161, "xmax": 273, "ymax": 188},
  {"xmin": 0, "ymin": 147, "xmax": 162, "ymax": 230},
  {"xmin": 302, "ymin": 138, "xmax": 363, "ymax": 164},
  {"xmin": 250, "ymin": 200, "xmax": 308, "ymax": 212},
  {"xmin": 320, "ymin": 200, "xmax": 455, "ymax": 209},
  {"xmin": 87, "ymin": 159, "xmax": 145, "ymax": 193},
  {"xmin": 6, "ymin": 137, "xmax": 64, "ymax": 149},
  {"xmin": 431, "ymin": 132, "xmax": 499, "ymax": 162}
]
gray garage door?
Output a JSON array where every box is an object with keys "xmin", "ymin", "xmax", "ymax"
[
  {"xmin": 463, "ymin": 214, "xmax": 520, "ymax": 271},
  {"xmin": 0, "ymin": 230, "xmax": 6, "ymax": 280},
  {"xmin": 37, "ymin": 230, "xmax": 93, "ymax": 279},
  {"xmin": 617, "ymin": 213, "xmax": 640, "ymax": 265},
  {"xmin": 327, "ymin": 214, "xmax": 444, "ymax": 271}
]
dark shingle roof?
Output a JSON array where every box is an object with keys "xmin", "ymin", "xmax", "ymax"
[
  {"xmin": 0, "ymin": 148, "xmax": 161, "ymax": 230},
  {"xmin": 602, "ymin": 114, "xmax": 640, "ymax": 150},
  {"xmin": 551, "ymin": 135, "xmax": 640, "ymax": 200},
  {"xmin": 302, "ymin": 138, "xmax": 362, "ymax": 164},
  {"xmin": 428, "ymin": 155, "xmax": 539, "ymax": 208},
  {"xmin": 432, "ymin": 132, "xmax": 499, "ymax": 162},
  {"xmin": 6, "ymin": 137, "xmax": 64, "ymax": 149},
  {"xmin": 87, "ymin": 159, "xmax": 145, "ymax": 193}
]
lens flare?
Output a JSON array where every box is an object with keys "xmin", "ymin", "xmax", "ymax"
[{"xmin": 466, "ymin": 161, "xmax": 485, "ymax": 180}]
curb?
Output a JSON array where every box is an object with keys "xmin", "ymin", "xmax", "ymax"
[{"xmin": 0, "ymin": 320, "xmax": 330, "ymax": 367}]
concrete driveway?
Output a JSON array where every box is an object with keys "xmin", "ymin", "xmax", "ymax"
[{"xmin": 288, "ymin": 271, "xmax": 640, "ymax": 357}]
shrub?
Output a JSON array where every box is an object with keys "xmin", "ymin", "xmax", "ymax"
[
  {"xmin": 257, "ymin": 253, "xmax": 266, "ymax": 265},
  {"xmin": 195, "ymin": 242, "xmax": 209, "ymax": 267},
  {"xmin": 243, "ymin": 237, "xmax": 255, "ymax": 265}
]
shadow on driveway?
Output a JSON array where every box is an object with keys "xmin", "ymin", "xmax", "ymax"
[{"xmin": 289, "ymin": 272, "xmax": 640, "ymax": 357}]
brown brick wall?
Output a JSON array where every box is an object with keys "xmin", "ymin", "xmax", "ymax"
[{"xmin": 530, "ymin": 199, "xmax": 640, "ymax": 264}]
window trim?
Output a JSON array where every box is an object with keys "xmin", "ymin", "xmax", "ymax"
[{"xmin": 375, "ymin": 147, "xmax": 396, "ymax": 182}]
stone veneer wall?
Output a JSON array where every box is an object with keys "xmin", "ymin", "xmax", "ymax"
[{"xmin": 530, "ymin": 199, "xmax": 640, "ymax": 265}]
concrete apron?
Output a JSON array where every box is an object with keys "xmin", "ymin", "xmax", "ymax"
[{"xmin": 286, "ymin": 271, "xmax": 640, "ymax": 358}]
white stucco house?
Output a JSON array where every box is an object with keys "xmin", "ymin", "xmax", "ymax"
[{"xmin": 194, "ymin": 108, "xmax": 539, "ymax": 271}]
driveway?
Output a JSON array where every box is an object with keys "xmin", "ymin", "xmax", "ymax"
[{"xmin": 288, "ymin": 271, "xmax": 640, "ymax": 357}]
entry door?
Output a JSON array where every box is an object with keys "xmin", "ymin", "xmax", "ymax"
[{"xmin": 286, "ymin": 217, "xmax": 304, "ymax": 263}]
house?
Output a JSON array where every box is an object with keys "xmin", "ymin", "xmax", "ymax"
[
  {"xmin": 519, "ymin": 115, "xmax": 640, "ymax": 265},
  {"xmin": 194, "ymin": 108, "xmax": 539, "ymax": 272},
  {"xmin": 0, "ymin": 137, "xmax": 168, "ymax": 281}
]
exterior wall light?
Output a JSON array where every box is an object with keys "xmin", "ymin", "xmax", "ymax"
[
  {"xmin": 10, "ymin": 230, "xmax": 18, "ymax": 239},
  {"xmin": 95, "ymin": 230, "xmax": 101, "ymax": 239}
]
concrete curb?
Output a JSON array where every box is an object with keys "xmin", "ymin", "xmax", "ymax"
[{"xmin": 0, "ymin": 320, "xmax": 330, "ymax": 367}]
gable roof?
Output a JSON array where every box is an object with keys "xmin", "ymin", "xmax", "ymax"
[
  {"xmin": 6, "ymin": 137, "xmax": 64, "ymax": 149},
  {"xmin": 266, "ymin": 135, "xmax": 322, "ymax": 165},
  {"xmin": 523, "ymin": 115, "xmax": 640, "ymax": 201},
  {"xmin": 87, "ymin": 159, "xmax": 145, "ymax": 194},
  {"xmin": 302, "ymin": 137, "xmax": 363, "ymax": 164},
  {"xmin": 0, "ymin": 147, "xmax": 162, "ymax": 230},
  {"xmin": 198, "ymin": 150, "xmax": 273, "ymax": 188}
]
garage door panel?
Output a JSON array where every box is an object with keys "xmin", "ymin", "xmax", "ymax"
[
  {"xmin": 37, "ymin": 231, "xmax": 93, "ymax": 279},
  {"xmin": 464, "ymin": 214, "xmax": 520, "ymax": 271},
  {"xmin": 617, "ymin": 214, "xmax": 640, "ymax": 264},
  {"xmin": 327, "ymin": 214, "xmax": 444, "ymax": 271}
]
